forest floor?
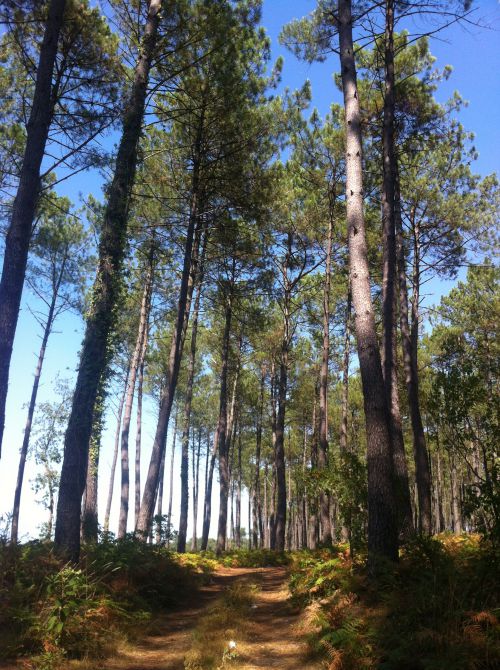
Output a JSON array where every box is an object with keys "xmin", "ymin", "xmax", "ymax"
[{"xmin": 93, "ymin": 566, "xmax": 319, "ymax": 670}]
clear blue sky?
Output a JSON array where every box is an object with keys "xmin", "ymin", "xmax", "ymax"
[{"xmin": 1, "ymin": 0, "xmax": 499, "ymax": 541}]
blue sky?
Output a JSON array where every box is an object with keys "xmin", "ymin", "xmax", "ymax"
[{"xmin": 1, "ymin": 0, "xmax": 499, "ymax": 541}]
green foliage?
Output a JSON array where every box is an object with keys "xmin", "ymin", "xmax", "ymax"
[
  {"xmin": 0, "ymin": 539, "xmax": 216, "ymax": 665},
  {"xmin": 215, "ymin": 548, "xmax": 292, "ymax": 568},
  {"xmin": 289, "ymin": 537, "xmax": 500, "ymax": 669}
]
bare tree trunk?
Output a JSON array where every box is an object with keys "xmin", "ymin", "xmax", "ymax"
[
  {"xmin": 155, "ymin": 447, "xmax": 166, "ymax": 544},
  {"xmin": 338, "ymin": 0, "xmax": 398, "ymax": 563},
  {"xmin": 103, "ymin": 367, "xmax": 129, "ymax": 534},
  {"xmin": 136, "ymin": 140, "xmax": 205, "ymax": 538},
  {"xmin": 309, "ymin": 391, "xmax": 319, "ymax": 549},
  {"xmin": 236, "ymin": 432, "xmax": 242, "ymax": 548},
  {"xmin": 450, "ymin": 452, "xmax": 462, "ymax": 534},
  {"xmin": 11, "ymin": 274, "xmax": 62, "ymax": 543},
  {"xmin": 215, "ymin": 291, "xmax": 234, "ymax": 554},
  {"xmin": 55, "ymin": 0, "xmax": 163, "ymax": 560},
  {"xmin": 201, "ymin": 433, "xmax": 217, "ymax": 550},
  {"xmin": 252, "ymin": 368, "xmax": 265, "ymax": 548},
  {"xmin": 191, "ymin": 428, "xmax": 202, "ymax": 550},
  {"xmin": 318, "ymin": 204, "xmax": 334, "ymax": 545},
  {"xmin": 135, "ymin": 299, "xmax": 150, "ymax": 525},
  {"xmin": 381, "ymin": 0, "xmax": 414, "ymax": 540},
  {"xmin": 165, "ymin": 408, "xmax": 177, "ymax": 547},
  {"xmin": 0, "ymin": 0, "xmax": 67, "ymax": 454},
  {"xmin": 395, "ymin": 185, "xmax": 432, "ymax": 534},
  {"xmin": 119, "ymin": 271, "xmax": 152, "ymax": 538},
  {"xmin": 178, "ymin": 256, "xmax": 205, "ymax": 552}
]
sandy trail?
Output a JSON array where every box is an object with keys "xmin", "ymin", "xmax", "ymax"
[{"xmin": 99, "ymin": 566, "xmax": 319, "ymax": 670}]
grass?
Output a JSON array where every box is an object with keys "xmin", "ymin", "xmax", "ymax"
[{"xmin": 183, "ymin": 579, "xmax": 258, "ymax": 670}]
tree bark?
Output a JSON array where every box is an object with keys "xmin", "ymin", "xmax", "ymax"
[
  {"xmin": 235, "ymin": 432, "xmax": 242, "ymax": 548},
  {"xmin": 178, "ymin": 250, "xmax": 205, "ymax": 552},
  {"xmin": 215, "ymin": 293, "xmax": 234, "ymax": 555},
  {"xmin": 103, "ymin": 367, "xmax": 129, "ymax": 534},
  {"xmin": 81, "ymin": 383, "xmax": 105, "ymax": 543},
  {"xmin": 166, "ymin": 408, "xmax": 178, "ymax": 547},
  {"xmin": 395, "ymin": 184, "xmax": 432, "ymax": 534},
  {"xmin": 338, "ymin": 0, "xmax": 398, "ymax": 563},
  {"xmin": 191, "ymin": 427, "xmax": 202, "ymax": 550},
  {"xmin": 135, "ymin": 130, "xmax": 205, "ymax": 538},
  {"xmin": 381, "ymin": 0, "xmax": 414, "ymax": 540},
  {"xmin": 11, "ymin": 263, "xmax": 63, "ymax": 543},
  {"xmin": 318, "ymin": 203, "xmax": 335, "ymax": 545},
  {"xmin": 252, "ymin": 367, "xmax": 265, "ymax": 548},
  {"xmin": 118, "ymin": 271, "xmax": 152, "ymax": 538},
  {"xmin": 0, "ymin": 0, "xmax": 67, "ymax": 454},
  {"xmin": 55, "ymin": 0, "xmax": 163, "ymax": 560}
]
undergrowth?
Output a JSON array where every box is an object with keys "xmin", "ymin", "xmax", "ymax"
[
  {"xmin": 0, "ymin": 538, "xmax": 216, "ymax": 668},
  {"xmin": 184, "ymin": 579, "xmax": 257, "ymax": 670},
  {"xmin": 289, "ymin": 534, "xmax": 500, "ymax": 669}
]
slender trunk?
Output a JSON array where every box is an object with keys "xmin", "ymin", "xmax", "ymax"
[
  {"xmin": 136, "ymin": 141, "xmax": 205, "ymax": 539},
  {"xmin": 55, "ymin": 0, "xmax": 163, "ymax": 560},
  {"xmin": 193, "ymin": 428, "xmax": 202, "ymax": 550},
  {"xmin": 319, "ymin": 204, "xmax": 335, "ymax": 545},
  {"xmin": 165, "ymin": 408, "xmax": 177, "ymax": 547},
  {"xmin": 236, "ymin": 432, "xmax": 242, "ymax": 548},
  {"xmin": 275, "ymin": 346, "xmax": 288, "ymax": 551},
  {"xmin": 450, "ymin": 452, "xmax": 462, "ymax": 534},
  {"xmin": 103, "ymin": 367, "xmax": 129, "ymax": 534},
  {"xmin": 309, "ymin": 391, "xmax": 319, "ymax": 549},
  {"xmin": 155, "ymin": 446, "xmax": 166, "ymax": 544},
  {"xmin": 178, "ymin": 259, "xmax": 205, "ymax": 552},
  {"xmin": 215, "ymin": 294, "xmax": 233, "ymax": 555},
  {"xmin": 395, "ymin": 184, "xmax": 432, "ymax": 534},
  {"xmin": 0, "ymin": 0, "xmax": 67, "ymax": 454},
  {"xmin": 201, "ymin": 433, "xmax": 217, "ymax": 550},
  {"xmin": 252, "ymin": 368, "xmax": 265, "ymax": 548},
  {"xmin": 339, "ymin": 288, "xmax": 352, "ymax": 450},
  {"xmin": 338, "ymin": 0, "xmax": 398, "ymax": 563},
  {"xmin": 135, "ymin": 276, "xmax": 151, "ymax": 525},
  {"xmin": 11, "ymin": 276, "xmax": 61, "ymax": 543},
  {"xmin": 380, "ymin": 0, "xmax": 413, "ymax": 539},
  {"xmin": 118, "ymin": 272, "xmax": 152, "ymax": 538}
]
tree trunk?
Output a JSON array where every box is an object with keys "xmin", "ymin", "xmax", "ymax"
[
  {"xmin": 178, "ymin": 257, "xmax": 205, "ymax": 552},
  {"xmin": 135, "ymin": 139, "xmax": 205, "ymax": 539},
  {"xmin": 318, "ymin": 203, "xmax": 335, "ymax": 545},
  {"xmin": 11, "ymin": 276, "xmax": 61, "ymax": 543},
  {"xmin": 81, "ymin": 382, "xmax": 105, "ymax": 543},
  {"xmin": 103, "ymin": 367, "xmax": 129, "ymax": 534},
  {"xmin": 215, "ymin": 294, "xmax": 233, "ymax": 555},
  {"xmin": 0, "ymin": 0, "xmax": 67, "ymax": 454},
  {"xmin": 118, "ymin": 271, "xmax": 152, "ymax": 538},
  {"xmin": 191, "ymin": 428, "xmax": 202, "ymax": 550},
  {"xmin": 155, "ymin": 446, "xmax": 166, "ymax": 544},
  {"xmin": 338, "ymin": 0, "xmax": 398, "ymax": 563},
  {"xmin": 381, "ymin": 0, "xmax": 414, "ymax": 540},
  {"xmin": 201, "ymin": 433, "xmax": 217, "ymax": 550},
  {"xmin": 166, "ymin": 408, "xmax": 178, "ymax": 547},
  {"xmin": 340, "ymin": 291, "xmax": 351, "ymax": 451},
  {"xmin": 135, "ymin": 264, "xmax": 152, "ymax": 526},
  {"xmin": 395, "ymin": 182, "xmax": 432, "ymax": 534},
  {"xmin": 235, "ymin": 432, "xmax": 242, "ymax": 548},
  {"xmin": 252, "ymin": 368, "xmax": 265, "ymax": 548},
  {"xmin": 55, "ymin": 0, "xmax": 163, "ymax": 560}
]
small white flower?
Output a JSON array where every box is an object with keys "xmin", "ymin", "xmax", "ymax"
[{"xmin": 228, "ymin": 640, "xmax": 237, "ymax": 650}]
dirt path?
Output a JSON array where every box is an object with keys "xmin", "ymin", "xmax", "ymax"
[{"xmin": 97, "ymin": 566, "xmax": 319, "ymax": 670}]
